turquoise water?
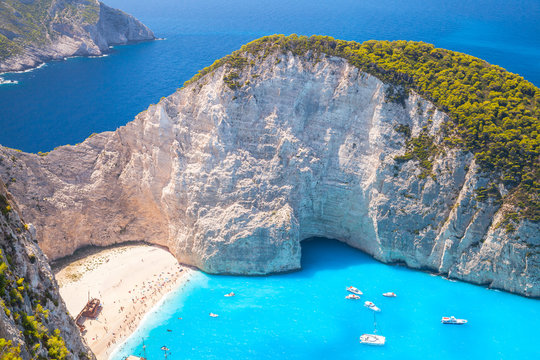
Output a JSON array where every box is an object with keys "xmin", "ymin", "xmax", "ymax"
[
  {"xmin": 1, "ymin": 0, "xmax": 539, "ymax": 152},
  {"xmin": 111, "ymin": 239, "xmax": 540, "ymax": 360}
]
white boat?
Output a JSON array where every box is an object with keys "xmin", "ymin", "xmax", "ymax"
[
  {"xmin": 360, "ymin": 311, "xmax": 385, "ymax": 346},
  {"xmin": 346, "ymin": 286, "xmax": 363, "ymax": 295},
  {"xmin": 224, "ymin": 292, "xmax": 235, "ymax": 297},
  {"xmin": 345, "ymin": 294, "xmax": 361, "ymax": 300},
  {"xmin": 382, "ymin": 292, "xmax": 396, "ymax": 297},
  {"xmin": 359, "ymin": 333, "xmax": 386, "ymax": 346},
  {"xmin": 441, "ymin": 316, "xmax": 467, "ymax": 325},
  {"xmin": 209, "ymin": 313, "xmax": 219, "ymax": 318},
  {"xmin": 364, "ymin": 301, "xmax": 381, "ymax": 312}
]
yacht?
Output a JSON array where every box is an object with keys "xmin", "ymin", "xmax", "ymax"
[
  {"xmin": 360, "ymin": 333, "xmax": 386, "ymax": 346},
  {"xmin": 441, "ymin": 316, "xmax": 467, "ymax": 325},
  {"xmin": 364, "ymin": 301, "xmax": 381, "ymax": 312},
  {"xmin": 346, "ymin": 286, "xmax": 363, "ymax": 295},
  {"xmin": 382, "ymin": 292, "xmax": 396, "ymax": 297},
  {"xmin": 346, "ymin": 294, "xmax": 361, "ymax": 300},
  {"xmin": 360, "ymin": 312, "xmax": 385, "ymax": 346}
]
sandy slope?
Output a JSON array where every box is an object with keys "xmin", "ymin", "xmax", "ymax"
[{"xmin": 55, "ymin": 245, "xmax": 193, "ymax": 360}]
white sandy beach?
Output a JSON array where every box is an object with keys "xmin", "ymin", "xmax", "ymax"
[{"xmin": 55, "ymin": 245, "xmax": 193, "ymax": 360}]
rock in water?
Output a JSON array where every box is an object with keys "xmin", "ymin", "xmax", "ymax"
[
  {"xmin": 0, "ymin": 0, "xmax": 155, "ymax": 73},
  {"xmin": 0, "ymin": 36, "xmax": 538, "ymax": 297}
]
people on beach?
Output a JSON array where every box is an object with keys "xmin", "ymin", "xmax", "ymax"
[{"xmin": 70, "ymin": 261, "xmax": 189, "ymax": 359}]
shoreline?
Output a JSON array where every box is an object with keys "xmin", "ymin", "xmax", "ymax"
[
  {"xmin": 108, "ymin": 271, "xmax": 202, "ymax": 360},
  {"xmin": 55, "ymin": 244, "xmax": 194, "ymax": 360},
  {"xmin": 0, "ymin": 38, "xmax": 156, "ymax": 77}
]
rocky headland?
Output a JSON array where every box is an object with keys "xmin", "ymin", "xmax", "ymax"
[
  {"xmin": 0, "ymin": 182, "xmax": 94, "ymax": 359},
  {"xmin": 0, "ymin": 35, "xmax": 538, "ymax": 299},
  {"xmin": 0, "ymin": 0, "xmax": 154, "ymax": 73}
]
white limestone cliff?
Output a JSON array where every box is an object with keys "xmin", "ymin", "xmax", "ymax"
[
  {"xmin": 0, "ymin": 50, "xmax": 537, "ymax": 297},
  {"xmin": 0, "ymin": 0, "xmax": 154, "ymax": 73}
]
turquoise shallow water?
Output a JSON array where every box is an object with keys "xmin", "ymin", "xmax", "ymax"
[
  {"xmin": 1, "ymin": 0, "xmax": 539, "ymax": 152},
  {"xmin": 111, "ymin": 239, "xmax": 540, "ymax": 360}
]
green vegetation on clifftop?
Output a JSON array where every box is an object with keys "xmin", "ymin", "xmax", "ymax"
[{"xmin": 184, "ymin": 34, "xmax": 539, "ymax": 223}]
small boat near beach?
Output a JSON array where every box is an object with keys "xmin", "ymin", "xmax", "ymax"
[
  {"xmin": 224, "ymin": 292, "xmax": 235, "ymax": 297},
  {"xmin": 364, "ymin": 301, "xmax": 381, "ymax": 312},
  {"xmin": 161, "ymin": 346, "xmax": 170, "ymax": 359},
  {"xmin": 346, "ymin": 286, "xmax": 363, "ymax": 295},
  {"xmin": 209, "ymin": 312, "xmax": 219, "ymax": 317},
  {"xmin": 441, "ymin": 316, "xmax": 467, "ymax": 325},
  {"xmin": 382, "ymin": 292, "xmax": 396, "ymax": 297},
  {"xmin": 346, "ymin": 294, "xmax": 361, "ymax": 300}
]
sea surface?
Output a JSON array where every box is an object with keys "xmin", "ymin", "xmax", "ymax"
[
  {"xmin": 0, "ymin": 0, "xmax": 539, "ymax": 152},
  {"xmin": 111, "ymin": 239, "xmax": 540, "ymax": 360}
]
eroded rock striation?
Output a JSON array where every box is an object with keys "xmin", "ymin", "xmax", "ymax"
[
  {"xmin": 0, "ymin": 40, "xmax": 538, "ymax": 297},
  {"xmin": 0, "ymin": 182, "xmax": 94, "ymax": 359},
  {"xmin": 0, "ymin": 0, "xmax": 154, "ymax": 73}
]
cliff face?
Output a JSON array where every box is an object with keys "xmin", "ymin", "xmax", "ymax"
[
  {"xmin": 0, "ymin": 50, "xmax": 538, "ymax": 296},
  {"xmin": 0, "ymin": 0, "xmax": 154, "ymax": 73},
  {"xmin": 0, "ymin": 182, "xmax": 94, "ymax": 359}
]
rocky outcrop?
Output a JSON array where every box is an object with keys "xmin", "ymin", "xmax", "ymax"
[
  {"xmin": 0, "ymin": 0, "xmax": 154, "ymax": 73},
  {"xmin": 0, "ymin": 49, "xmax": 538, "ymax": 296},
  {"xmin": 0, "ymin": 182, "xmax": 94, "ymax": 359}
]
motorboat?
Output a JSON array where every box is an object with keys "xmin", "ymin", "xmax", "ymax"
[
  {"xmin": 346, "ymin": 286, "xmax": 363, "ymax": 295},
  {"xmin": 345, "ymin": 294, "xmax": 361, "ymax": 300},
  {"xmin": 441, "ymin": 316, "xmax": 467, "ymax": 325},
  {"xmin": 364, "ymin": 301, "xmax": 381, "ymax": 312},
  {"xmin": 359, "ymin": 333, "xmax": 386, "ymax": 346},
  {"xmin": 382, "ymin": 292, "xmax": 396, "ymax": 297},
  {"xmin": 224, "ymin": 292, "xmax": 235, "ymax": 297},
  {"xmin": 209, "ymin": 313, "xmax": 219, "ymax": 318}
]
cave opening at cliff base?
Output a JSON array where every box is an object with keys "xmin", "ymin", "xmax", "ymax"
[{"xmin": 300, "ymin": 237, "xmax": 371, "ymax": 273}]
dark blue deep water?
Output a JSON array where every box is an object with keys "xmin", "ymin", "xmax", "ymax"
[
  {"xmin": 111, "ymin": 239, "xmax": 540, "ymax": 360},
  {"xmin": 0, "ymin": 0, "xmax": 539, "ymax": 152}
]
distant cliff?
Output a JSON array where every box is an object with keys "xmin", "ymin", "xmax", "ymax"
[
  {"xmin": 0, "ymin": 181, "xmax": 94, "ymax": 359},
  {"xmin": 0, "ymin": 0, "xmax": 154, "ymax": 73},
  {"xmin": 0, "ymin": 35, "xmax": 538, "ymax": 297}
]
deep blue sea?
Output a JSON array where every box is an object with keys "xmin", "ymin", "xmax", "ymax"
[
  {"xmin": 111, "ymin": 239, "xmax": 540, "ymax": 360},
  {"xmin": 0, "ymin": 0, "xmax": 539, "ymax": 152}
]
